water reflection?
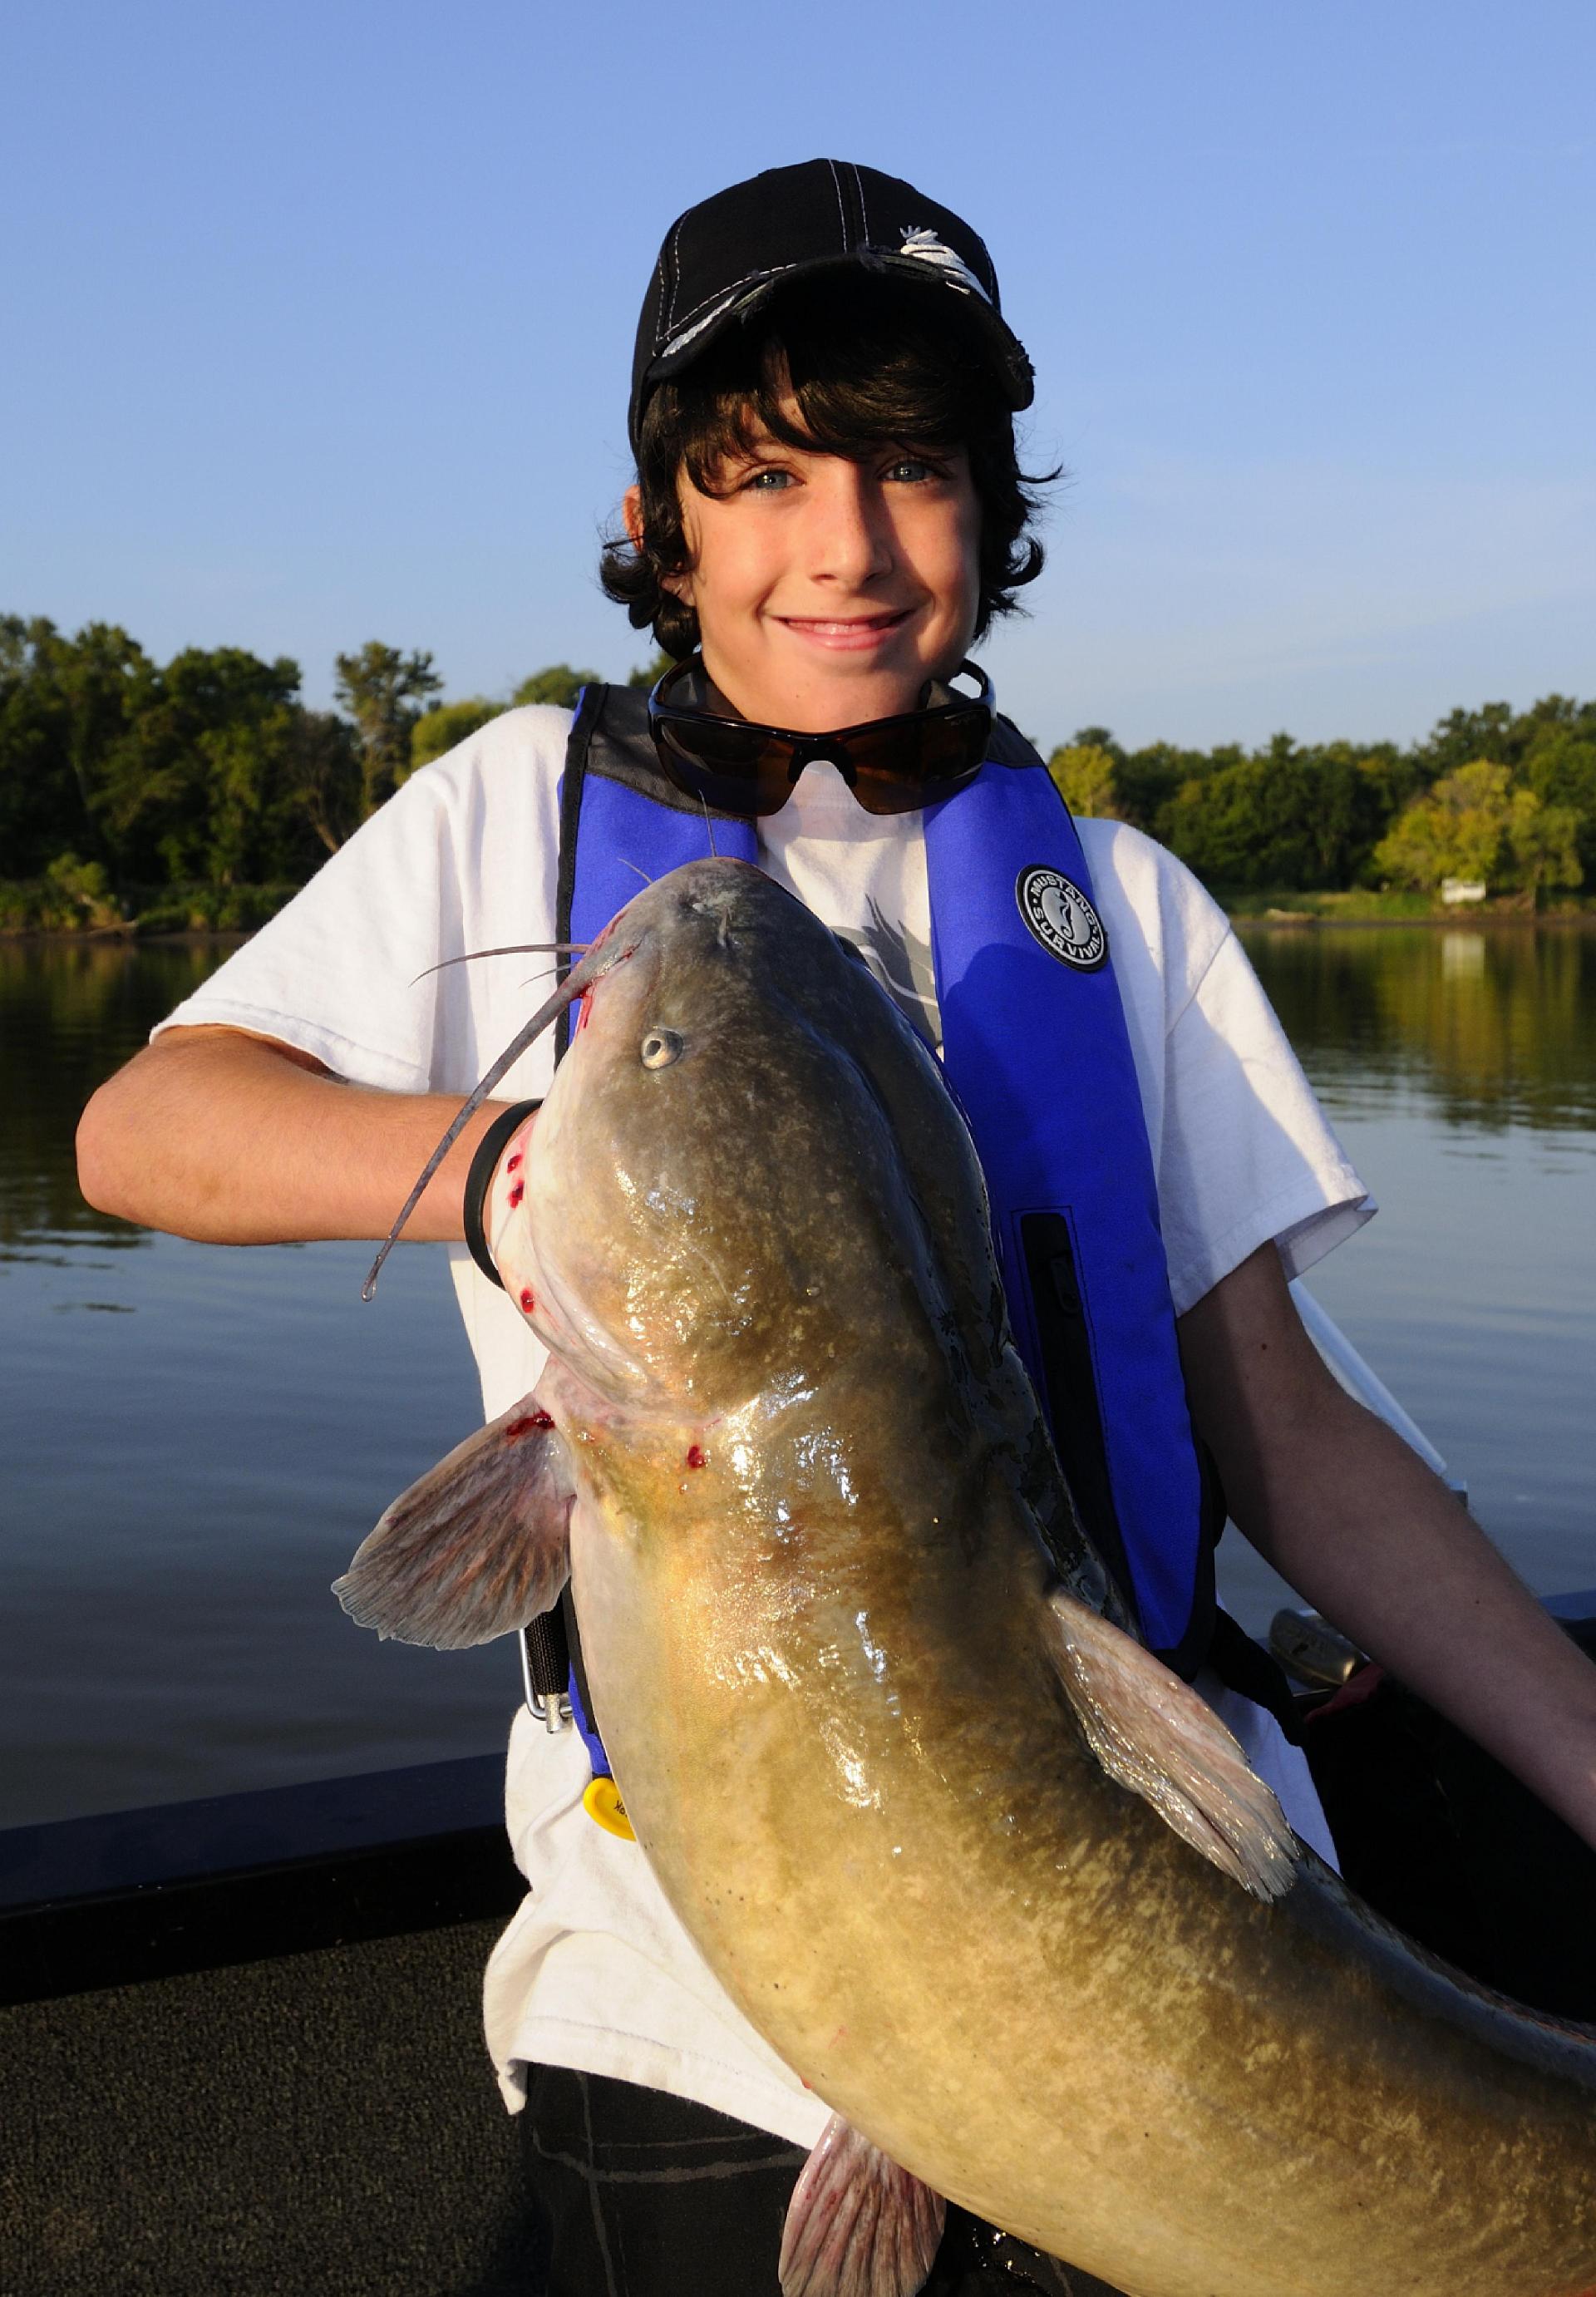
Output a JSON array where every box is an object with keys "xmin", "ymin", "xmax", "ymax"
[
  {"xmin": 1, "ymin": 928, "xmax": 1592, "ymax": 1821},
  {"xmin": 0, "ymin": 939, "xmax": 221, "ymax": 1254},
  {"xmin": 0, "ymin": 935, "xmax": 500, "ymax": 1826},
  {"xmin": 10, "ymin": 927, "xmax": 1593, "ymax": 1264},
  {"xmin": 1238, "ymin": 924, "xmax": 1596, "ymax": 1135}
]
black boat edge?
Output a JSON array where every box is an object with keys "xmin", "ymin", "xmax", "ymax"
[{"xmin": 0, "ymin": 1750, "xmax": 521, "ymax": 2008}]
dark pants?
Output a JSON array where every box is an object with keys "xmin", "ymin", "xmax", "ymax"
[{"xmin": 518, "ymin": 2066, "xmax": 1123, "ymax": 2296}]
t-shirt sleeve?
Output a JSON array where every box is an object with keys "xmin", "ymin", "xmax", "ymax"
[
  {"xmin": 150, "ymin": 708, "xmax": 564, "ymax": 1096},
  {"xmin": 1158, "ymin": 926, "xmax": 1373, "ymax": 1316}
]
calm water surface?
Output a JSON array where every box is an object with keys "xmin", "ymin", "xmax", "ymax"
[{"xmin": 2, "ymin": 925, "xmax": 1594, "ymax": 1826}]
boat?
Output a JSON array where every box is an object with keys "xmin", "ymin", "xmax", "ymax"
[{"xmin": 3, "ymin": 1294, "xmax": 1593, "ymax": 2295}]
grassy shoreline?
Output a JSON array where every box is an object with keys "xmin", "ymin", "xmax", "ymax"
[
  {"xmin": 0, "ymin": 878, "xmax": 300, "ymax": 938},
  {"xmin": 1223, "ymin": 887, "xmax": 1596, "ymax": 926},
  {"xmin": 6, "ymin": 880, "xmax": 1595, "ymax": 943}
]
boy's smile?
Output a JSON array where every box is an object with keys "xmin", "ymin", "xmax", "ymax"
[{"xmin": 628, "ymin": 414, "xmax": 982, "ymax": 736}]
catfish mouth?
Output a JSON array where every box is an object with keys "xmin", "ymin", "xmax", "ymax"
[
  {"xmin": 362, "ymin": 914, "xmax": 646, "ymax": 1299},
  {"xmin": 519, "ymin": 913, "xmax": 756, "ymax": 1418},
  {"xmin": 363, "ymin": 860, "xmax": 771, "ymax": 1302}
]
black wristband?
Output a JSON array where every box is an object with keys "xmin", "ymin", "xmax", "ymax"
[{"xmin": 462, "ymin": 1099, "xmax": 541, "ymax": 1289}]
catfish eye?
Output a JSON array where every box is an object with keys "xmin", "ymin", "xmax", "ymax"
[{"xmin": 641, "ymin": 1028, "xmax": 685, "ymax": 1070}]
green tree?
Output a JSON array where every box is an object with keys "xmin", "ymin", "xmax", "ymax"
[
  {"xmin": 411, "ymin": 697, "xmax": 506, "ymax": 769},
  {"xmin": 197, "ymin": 698, "xmax": 319, "ymax": 885},
  {"xmin": 1162, "ymin": 738, "xmax": 1390, "ymax": 890},
  {"xmin": 1522, "ymin": 725, "xmax": 1596, "ymax": 885},
  {"xmin": 1372, "ymin": 759, "xmax": 1513, "ymax": 890},
  {"xmin": 1112, "ymin": 739, "xmax": 1226, "ymax": 840},
  {"xmin": 1412, "ymin": 701, "xmax": 1525, "ymax": 778},
  {"xmin": 512, "ymin": 663, "xmax": 603, "ymax": 711},
  {"xmin": 94, "ymin": 646, "xmax": 304, "ymax": 884},
  {"xmin": 37, "ymin": 852, "xmax": 124, "ymax": 928},
  {"xmin": 1067, "ymin": 725, "xmax": 1120, "ymax": 756},
  {"xmin": 1047, "ymin": 742, "xmax": 1121, "ymax": 819},
  {"xmin": 285, "ymin": 708, "xmax": 363, "ymax": 858},
  {"xmin": 0, "ymin": 619, "xmax": 159, "ymax": 877},
  {"xmin": 1505, "ymin": 787, "xmax": 1582, "ymax": 905},
  {"xmin": 333, "ymin": 643, "xmax": 443, "ymax": 818},
  {"xmin": 0, "ymin": 616, "xmax": 82, "ymax": 873},
  {"xmin": 1342, "ymin": 742, "xmax": 1426, "ymax": 857}
]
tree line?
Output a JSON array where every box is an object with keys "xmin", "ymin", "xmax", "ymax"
[
  {"xmin": 2, "ymin": 613, "xmax": 1590, "ymax": 928},
  {"xmin": 0, "ymin": 619, "xmax": 669, "ymax": 929},
  {"xmin": 1048, "ymin": 702, "xmax": 1594, "ymax": 905}
]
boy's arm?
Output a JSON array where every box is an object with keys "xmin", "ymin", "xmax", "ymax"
[
  {"xmin": 1179, "ymin": 1241, "xmax": 1596, "ymax": 1855},
  {"xmin": 76, "ymin": 1023, "xmax": 510, "ymax": 1245}
]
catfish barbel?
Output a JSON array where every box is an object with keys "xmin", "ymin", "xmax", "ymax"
[{"xmin": 338, "ymin": 857, "xmax": 1596, "ymax": 2297}]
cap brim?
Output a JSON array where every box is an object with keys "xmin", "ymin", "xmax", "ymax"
[{"xmin": 641, "ymin": 250, "xmax": 1034, "ymax": 413}]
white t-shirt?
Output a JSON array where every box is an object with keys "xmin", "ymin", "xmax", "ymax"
[{"xmin": 156, "ymin": 702, "xmax": 1372, "ymax": 2145}]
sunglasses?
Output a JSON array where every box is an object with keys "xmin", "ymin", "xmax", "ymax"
[{"xmin": 647, "ymin": 656, "xmax": 995, "ymax": 819}]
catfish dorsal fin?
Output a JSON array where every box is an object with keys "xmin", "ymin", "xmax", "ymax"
[
  {"xmin": 1043, "ymin": 1588, "xmax": 1298, "ymax": 1903},
  {"xmin": 333, "ymin": 1393, "xmax": 572, "ymax": 1650},
  {"xmin": 780, "ymin": 2112, "xmax": 945, "ymax": 2297}
]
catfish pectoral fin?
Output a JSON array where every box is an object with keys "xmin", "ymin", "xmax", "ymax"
[
  {"xmin": 1043, "ymin": 1588, "xmax": 1298, "ymax": 1902},
  {"xmin": 333, "ymin": 1395, "xmax": 573, "ymax": 1650},
  {"xmin": 779, "ymin": 2111, "xmax": 945, "ymax": 2297}
]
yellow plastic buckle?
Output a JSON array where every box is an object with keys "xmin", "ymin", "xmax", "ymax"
[{"xmin": 583, "ymin": 1776, "xmax": 636, "ymax": 1841}]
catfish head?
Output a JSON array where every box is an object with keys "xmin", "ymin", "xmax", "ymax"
[
  {"xmin": 339, "ymin": 856, "xmax": 1020, "ymax": 1654},
  {"xmin": 485, "ymin": 859, "xmax": 999, "ymax": 1422},
  {"xmin": 350, "ymin": 857, "xmax": 1117, "ymax": 1649}
]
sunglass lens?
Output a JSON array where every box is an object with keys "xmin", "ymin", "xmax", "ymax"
[
  {"xmin": 847, "ymin": 707, "xmax": 992, "ymax": 816},
  {"xmin": 655, "ymin": 721, "xmax": 795, "ymax": 816}
]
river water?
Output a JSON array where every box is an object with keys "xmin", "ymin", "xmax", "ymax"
[{"xmin": 2, "ymin": 925, "xmax": 1594, "ymax": 1827}]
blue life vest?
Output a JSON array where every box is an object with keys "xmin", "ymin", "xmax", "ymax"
[{"xmin": 553, "ymin": 687, "xmax": 1219, "ymax": 1773}]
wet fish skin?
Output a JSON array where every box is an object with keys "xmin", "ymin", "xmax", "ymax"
[{"xmin": 342, "ymin": 858, "xmax": 1596, "ymax": 2297}]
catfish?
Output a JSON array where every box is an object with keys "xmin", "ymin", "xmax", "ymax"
[{"xmin": 340, "ymin": 860, "xmax": 1596, "ymax": 2297}]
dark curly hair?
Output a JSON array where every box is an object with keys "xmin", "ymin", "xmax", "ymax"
[{"xmin": 600, "ymin": 275, "xmax": 1053, "ymax": 660}]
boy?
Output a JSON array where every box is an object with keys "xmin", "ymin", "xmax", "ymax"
[{"xmin": 78, "ymin": 160, "xmax": 1596, "ymax": 2295}]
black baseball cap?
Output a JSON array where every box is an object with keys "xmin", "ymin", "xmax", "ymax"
[{"xmin": 628, "ymin": 158, "xmax": 1034, "ymax": 453}]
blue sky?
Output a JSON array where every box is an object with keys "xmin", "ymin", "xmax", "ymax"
[{"xmin": 3, "ymin": 0, "xmax": 1591, "ymax": 752}]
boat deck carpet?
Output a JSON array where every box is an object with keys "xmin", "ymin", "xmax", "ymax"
[{"xmin": 2, "ymin": 1914, "xmax": 544, "ymax": 2296}]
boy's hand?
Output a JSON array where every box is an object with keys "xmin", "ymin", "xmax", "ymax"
[{"xmin": 461, "ymin": 1099, "xmax": 542, "ymax": 1289}]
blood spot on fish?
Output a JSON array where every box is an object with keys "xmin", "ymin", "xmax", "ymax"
[
  {"xmin": 504, "ymin": 1410, "xmax": 555, "ymax": 1439},
  {"xmin": 519, "ymin": 1287, "xmax": 536, "ymax": 1314},
  {"xmin": 508, "ymin": 1180, "xmax": 525, "ymax": 1209},
  {"xmin": 505, "ymin": 1151, "xmax": 522, "ymax": 1174},
  {"xmin": 686, "ymin": 1445, "xmax": 707, "ymax": 1469}
]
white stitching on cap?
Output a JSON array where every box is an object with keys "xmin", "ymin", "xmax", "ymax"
[
  {"xmin": 663, "ymin": 287, "xmax": 742, "ymax": 358},
  {"xmin": 663, "ymin": 263, "xmax": 779, "ymax": 333},
  {"xmin": 660, "ymin": 262, "xmax": 800, "ymax": 356},
  {"xmin": 664, "ymin": 217, "xmax": 686, "ymax": 333},
  {"xmin": 853, "ymin": 161, "xmax": 871, "ymax": 244},
  {"xmin": 825, "ymin": 157, "xmax": 848, "ymax": 251}
]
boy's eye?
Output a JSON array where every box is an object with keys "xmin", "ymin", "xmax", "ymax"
[
  {"xmin": 883, "ymin": 456, "xmax": 938, "ymax": 485},
  {"xmin": 741, "ymin": 466, "xmax": 796, "ymax": 492}
]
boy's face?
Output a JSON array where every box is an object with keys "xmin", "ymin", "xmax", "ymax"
[{"xmin": 634, "ymin": 408, "xmax": 983, "ymax": 733}]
